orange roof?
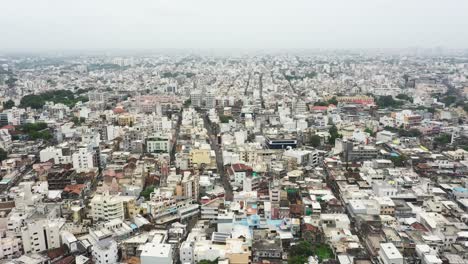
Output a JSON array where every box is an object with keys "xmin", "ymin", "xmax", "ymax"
[
  {"xmin": 63, "ymin": 184, "xmax": 86, "ymax": 194},
  {"xmin": 1, "ymin": 125, "xmax": 15, "ymax": 130},
  {"xmin": 113, "ymin": 107, "xmax": 126, "ymax": 114}
]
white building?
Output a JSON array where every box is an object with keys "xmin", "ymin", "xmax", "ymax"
[
  {"xmin": 0, "ymin": 236, "xmax": 21, "ymax": 259},
  {"xmin": 39, "ymin": 145, "xmax": 72, "ymax": 164},
  {"xmin": 92, "ymin": 239, "xmax": 118, "ymax": 264},
  {"xmin": 283, "ymin": 148, "xmax": 321, "ymax": 167},
  {"xmin": 72, "ymin": 147, "xmax": 95, "ymax": 172},
  {"xmin": 140, "ymin": 243, "xmax": 173, "ymax": 264},
  {"xmin": 376, "ymin": 131, "xmax": 397, "ymax": 143},
  {"xmin": 0, "ymin": 128, "xmax": 12, "ymax": 151},
  {"xmin": 89, "ymin": 194, "xmax": 135, "ymax": 222},
  {"xmin": 379, "ymin": 243, "xmax": 403, "ymax": 264},
  {"xmin": 146, "ymin": 135, "xmax": 171, "ymax": 154},
  {"xmin": 21, "ymin": 219, "xmax": 64, "ymax": 254}
]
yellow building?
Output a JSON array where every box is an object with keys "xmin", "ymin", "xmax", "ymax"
[
  {"xmin": 189, "ymin": 149, "xmax": 212, "ymax": 167},
  {"xmin": 118, "ymin": 114, "xmax": 135, "ymax": 126}
]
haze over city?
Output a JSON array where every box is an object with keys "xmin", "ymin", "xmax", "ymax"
[{"xmin": 1, "ymin": 0, "xmax": 468, "ymax": 51}]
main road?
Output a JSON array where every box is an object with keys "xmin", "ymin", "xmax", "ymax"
[{"xmin": 202, "ymin": 113, "xmax": 233, "ymax": 201}]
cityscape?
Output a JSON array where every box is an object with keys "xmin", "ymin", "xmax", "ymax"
[{"xmin": 1, "ymin": 1, "xmax": 468, "ymax": 264}]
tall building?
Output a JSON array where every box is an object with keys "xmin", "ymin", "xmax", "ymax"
[
  {"xmin": 72, "ymin": 147, "xmax": 96, "ymax": 172},
  {"xmin": 21, "ymin": 219, "xmax": 64, "ymax": 254},
  {"xmin": 190, "ymin": 91, "xmax": 202, "ymax": 108},
  {"xmin": 204, "ymin": 92, "xmax": 216, "ymax": 109},
  {"xmin": 89, "ymin": 193, "xmax": 137, "ymax": 222},
  {"xmin": 92, "ymin": 239, "xmax": 118, "ymax": 264}
]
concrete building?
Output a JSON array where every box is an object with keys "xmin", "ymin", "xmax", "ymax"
[
  {"xmin": 92, "ymin": 239, "xmax": 118, "ymax": 264},
  {"xmin": 89, "ymin": 193, "xmax": 137, "ymax": 222},
  {"xmin": 379, "ymin": 243, "xmax": 403, "ymax": 264},
  {"xmin": 21, "ymin": 219, "xmax": 64, "ymax": 254},
  {"xmin": 72, "ymin": 147, "xmax": 96, "ymax": 172},
  {"xmin": 139, "ymin": 243, "xmax": 173, "ymax": 264},
  {"xmin": 39, "ymin": 145, "xmax": 72, "ymax": 164}
]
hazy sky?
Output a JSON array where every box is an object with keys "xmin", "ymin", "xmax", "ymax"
[{"xmin": 1, "ymin": 0, "xmax": 467, "ymax": 51}]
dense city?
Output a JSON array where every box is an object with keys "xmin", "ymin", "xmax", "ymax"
[{"xmin": 0, "ymin": 51, "xmax": 468, "ymax": 264}]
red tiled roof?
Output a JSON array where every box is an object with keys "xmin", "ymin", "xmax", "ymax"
[
  {"xmin": 411, "ymin": 222, "xmax": 429, "ymax": 232},
  {"xmin": 1, "ymin": 125, "xmax": 15, "ymax": 130},
  {"xmin": 113, "ymin": 107, "xmax": 126, "ymax": 114},
  {"xmin": 63, "ymin": 184, "xmax": 86, "ymax": 195},
  {"xmin": 310, "ymin": 106, "xmax": 329, "ymax": 111},
  {"xmin": 231, "ymin": 163, "xmax": 253, "ymax": 172}
]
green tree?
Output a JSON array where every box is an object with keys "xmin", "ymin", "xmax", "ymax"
[
  {"xmin": 328, "ymin": 125, "xmax": 343, "ymax": 145},
  {"xmin": 140, "ymin": 185, "xmax": 155, "ymax": 200},
  {"xmin": 0, "ymin": 148, "xmax": 7, "ymax": 162},
  {"xmin": 20, "ymin": 89, "xmax": 88, "ymax": 109},
  {"xmin": 390, "ymin": 155, "xmax": 408, "ymax": 167},
  {"xmin": 309, "ymin": 134, "xmax": 321, "ymax": 147},
  {"xmin": 314, "ymin": 101, "xmax": 328, "ymax": 106},
  {"xmin": 376, "ymin": 95, "xmax": 403, "ymax": 108},
  {"xmin": 364, "ymin": 127, "xmax": 375, "ymax": 136},
  {"xmin": 2, "ymin": 100, "xmax": 15, "ymax": 109},
  {"xmin": 399, "ymin": 128, "xmax": 421, "ymax": 137},
  {"xmin": 288, "ymin": 255, "xmax": 308, "ymax": 264},
  {"xmin": 219, "ymin": 115, "xmax": 233, "ymax": 123},
  {"xmin": 327, "ymin": 96, "xmax": 338, "ymax": 105},
  {"xmin": 396, "ymin": 94, "xmax": 413, "ymax": 102},
  {"xmin": 289, "ymin": 241, "xmax": 314, "ymax": 257},
  {"xmin": 434, "ymin": 133, "xmax": 451, "ymax": 145},
  {"xmin": 199, "ymin": 259, "xmax": 218, "ymax": 264},
  {"xmin": 440, "ymin": 95, "xmax": 457, "ymax": 106}
]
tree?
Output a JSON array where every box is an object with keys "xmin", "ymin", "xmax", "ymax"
[
  {"xmin": 72, "ymin": 117, "xmax": 86, "ymax": 125},
  {"xmin": 328, "ymin": 125, "xmax": 343, "ymax": 145},
  {"xmin": 20, "ymin": 89, "xmax": 88, "ymax": 109},
  {"xmin": 327, "ymin": 96, "xmax": 338, "ymax": 105},
  {"xmin": 376, "ymin": 95, "xmax": 403, "ymax": 108},
  {"xmin": 289, "ymin": 241, "xmax": 314, "ymax": 257},
  {"xmin": 390, "ymin": 155, "xmax": 408, "ymax": 167},
  {"xmin": 399, "ymin": 128, "xmax": 421, "ymax": 137},
  {"xmin": 364, "ymin": 127, "xmax": 375, "ymax": 136},
  {"xmin": 313, "ymin": 101, "xmax": 328, "ymax": 106},
  {"xmin": 2, "ymin": 100, "xmax": 14, "ymax": 109},
  {"xmin": 219, "ymin": 115, "xmax": 233, "ymax": 123},
  {"xmin": 309, "ymin": 135, "xmax": 321, "ymax": 147},
  {"xmin": 140, "ymin": 185, "xmax": 155, "ymax": 200},
  {"xmin": 288, "ymin": 255, "xmax": 308, "ymax": 264},
  {"xmin": 440, "ymin": 95, "xmax": 457, "ymax": 106},
  {"xmin": 396, "ymin": 94, "xmax": 413, "ymax": 102},
  {"xmin": 288, "ymin": 241, "xmax": 315, "ymax": 264},
  {"xmin": 434, "ymin": 133, "xmax": 451, "ymax": 145},
  {"xmin": 0, "ymin": 148, "xmax": 7, "ymax": 162},
  {"xmin": 199, "ymin": 259, "xmax": 218, "ymax": 264}
]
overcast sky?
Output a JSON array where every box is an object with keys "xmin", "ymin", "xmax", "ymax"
[{"xmin": 1, "ymin": 0, "xmax": 467, "ymax": 51}]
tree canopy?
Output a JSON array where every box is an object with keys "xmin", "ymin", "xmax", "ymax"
[
  {"xmin": 0, "ymin": 148, "xmax": 7, "ymax": 162},
  {"xmin": 390, "ymin": 154, "xmax": 408, "ymax": 167},
  {"xmin": 141, "ymin": 185, "xmax": 155, "ymax": 200},
  {"xmin": 20, "ymin": 89, "xmax": 88, "ymax": 109},
  {"xmin": 2, "ymin": 100, "xmax": 15, "ymax": 110},
  {"xmin": 309, "ymin": 134, "xmax": 321, "ymax": 147},
  {"xmin": 396, "ymin": 93, "xmax": 413, "ymax": 102},
  {"xmin": 376, "ymin": 95, "xmax": 403, "ymax": 108},
  {"xmin": 328, "ymin": 125, "xmax": 343, "ymax": 145},
  {"xmin": 18, "ymin": 122, "xmax": 52, "ymax": 141}
]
